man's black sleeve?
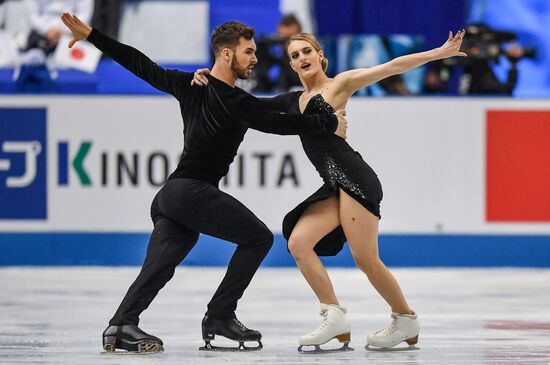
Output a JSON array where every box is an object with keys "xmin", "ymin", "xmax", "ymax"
[
  {"xmin": 87, "ymin": 28, "xmax": 192, "ymax": 99},
  {"xmin": 257, "ymin": 91, "xmax": 300, "ymax": 113},
  {"xmin": 235, "ymin": 93, "xmax": 338, "ymax": 135}
]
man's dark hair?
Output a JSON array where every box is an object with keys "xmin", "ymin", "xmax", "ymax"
[
  {"xmin": 278, "ymin": 14, "xmax": 302, "ymax": 32},
  {"xmin": 211, "ymin": 21, "xmax": 255, "ymax": 56}
]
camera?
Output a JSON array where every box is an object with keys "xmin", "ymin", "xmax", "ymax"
[
  {"xmin": 445, "ymin": 23, "xmax": 536, "ymax": 66},
  {"xmin": 255, "ymin": 35, "xmax": 288, "ymax": 62}
]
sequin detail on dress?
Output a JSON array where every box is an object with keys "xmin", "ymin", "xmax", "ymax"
[
  {"xmin": 306, "ymin": 94, "xmax": 369, "ymax": 200},
  {"xmin": 307, "ymin": 94, "xmax": 335, "ymax": 114},
  {"xmin": 323, "ymin": 155, "xmax": 368, "ymax": 200}
]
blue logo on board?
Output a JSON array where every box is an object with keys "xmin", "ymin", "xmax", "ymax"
[{"xmin": 0, "ymin": 108, "xmax": 47, "ymax": 219}]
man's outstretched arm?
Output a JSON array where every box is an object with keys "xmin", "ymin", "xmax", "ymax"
[
  {"xmin": 235, "ymin": 93, "xmax": 347, "ymax": 139},
  {"xmin": 190, "ymin": 67, "xmax": 347, "ymax": 138},
  {"xmin": 61, "ymin": 12, "xmax": 191, "ymax": 99}
]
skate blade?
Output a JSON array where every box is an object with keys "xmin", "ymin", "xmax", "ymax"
[
  {"xmin": 298, "ymin": 342, "xmax": 354, "ymax": 354},
  {"xmin": 101, "ymin": 342, "xmax": 164, "ymax": 355},
  {"xmin": 199, "ymin": 340, "xmax": 263, "ymax": 352},
  {"xmin": 365, "ymin": 344, "xmax": 419, "ymax": 352},
  {"xmin": 100, "ymin": 350, "xmax": 163, "ymax": 355}
]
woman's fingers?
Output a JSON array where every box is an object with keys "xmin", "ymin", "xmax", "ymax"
[
  {"xmin": 450, "ymin": 29, "xmax": 465, "ymax": 42},
  {"xmin": 193, "ymin": 70, "xmax": 209, "ymax": 85}
]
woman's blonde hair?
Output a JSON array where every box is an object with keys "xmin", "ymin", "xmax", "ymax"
[{"xmin": 288, "ymin": 32, "xmax": 329, "ymax": 73}]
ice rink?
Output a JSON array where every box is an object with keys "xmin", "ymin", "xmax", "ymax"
[{"xmin": 1, "ymin": 267, "xmax": 549, "ymax": 364}]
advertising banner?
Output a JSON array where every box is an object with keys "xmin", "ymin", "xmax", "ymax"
[{"xmin": 1, "ymin": 96, "xmax": 550, "ymax": 234}]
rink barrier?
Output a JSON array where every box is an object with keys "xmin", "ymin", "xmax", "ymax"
[{"xmin": 1, "ymin": 233, "xmax": 549, "ymax": 267}]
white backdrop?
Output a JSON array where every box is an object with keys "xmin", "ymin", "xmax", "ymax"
[
  {"xmin": 1, "ymin": 96, "xmax": 550, "ymax": 235},
  {"xmin": 1, "ymin": 0, "xmax": 210, "ymax": 64}
]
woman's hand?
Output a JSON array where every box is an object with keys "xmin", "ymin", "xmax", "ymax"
[
  {"xmin": 61, "ymin": 12, "xmax": 92, "ymax": 48},
  {"xmin": 333, "ymin": 109, "xmax": 347, "ymax": 140},
  {"xmin": 437, "ymin": 30, "xmax": 467, "ymax": 58},
  {"xmin": 191, "ymin": 68, "xmax": 211, "ymax": 86}
]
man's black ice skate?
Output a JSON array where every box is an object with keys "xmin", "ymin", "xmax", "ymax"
[
  {"xmin": 199, "ymin": 315, "xmax": 263, "ymax": 351},
  {"xmin": 102, "ymin": 325, "xmax": 164, "ymax": 354}
]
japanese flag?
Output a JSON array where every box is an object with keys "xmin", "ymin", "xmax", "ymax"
[
  {"xmin": 54, "ymin": 35, "xmax": 102, "ymax": 73},
  {"xmin": 0, "ymin": 31, "xmax": 19, "ymax": 68}
]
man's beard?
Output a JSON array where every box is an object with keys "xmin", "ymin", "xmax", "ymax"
[{"xmin": 231, "ymin": 56, "xmax": 250, "ymax": 79}]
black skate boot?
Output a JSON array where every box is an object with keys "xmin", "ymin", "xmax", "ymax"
[
  {"xmin": 102, "ymin": 325, "xmax": 164, "ymax": 354},
  {"xmin": 199, "ymin": 315, "xmax": 263, "ymax": 351}
]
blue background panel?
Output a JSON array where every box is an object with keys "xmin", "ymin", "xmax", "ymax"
[
  {"xmin": 0, "ymin": 108, "xmax": 47, "ymax": 219},
  {"xmin": 314, "ymin": 0, "xmax": 467, "ymax": 49},
  {"xmin": 209, "ymin": 0, "xmax": 281, "ymax": 38}
]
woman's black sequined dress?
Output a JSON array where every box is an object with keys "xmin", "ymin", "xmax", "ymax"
[{"xmin": 282, "ymin": 93, "xmax": 383, "ymax": 256}]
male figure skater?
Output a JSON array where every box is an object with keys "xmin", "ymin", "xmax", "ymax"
[{"xmin": 61, "ymin": 13, "xmax": 347, "ymax": 353}]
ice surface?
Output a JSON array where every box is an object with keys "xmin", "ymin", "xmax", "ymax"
[{"xmin": 1, "ymin": 267, "xmax": 549, "ymax": 364}]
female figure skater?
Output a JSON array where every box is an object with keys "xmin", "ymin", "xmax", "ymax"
[{"xmin": 193, "ymin": 30, "xmax": 466, "ymax": 352}]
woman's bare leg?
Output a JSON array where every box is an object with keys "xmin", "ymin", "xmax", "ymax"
[
  {"xmin": 338, "ymin": 189, "xmax": 411, "ymax": 314},
  {"xmin": 288, "ymin": 195, "xmax": 341, "ymax": 305}
]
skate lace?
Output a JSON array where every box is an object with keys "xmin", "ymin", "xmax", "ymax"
[
  {"xmin": 309, "ymin": 309, "xmax": 330, "ymax": 336},
  {"xmin": 374, "ymin": 315, "xmax": 398, "ymax": 336},
  {"xmin": 233, "ymin": 318, "xmax": 249, "ymax": 332}
]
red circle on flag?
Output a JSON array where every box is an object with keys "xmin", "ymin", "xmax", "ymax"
[{"xmin": 71, "ymin": 48, "xmax": 85, "ymax": 60}]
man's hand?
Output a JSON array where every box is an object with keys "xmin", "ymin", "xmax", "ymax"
[
  {"xmin": 191, "ymin": 68, "xmax": 211, "ymax": 86},
  {"xmin": 60, "ymin": 12, "xmax": 92, "ymax": 48},
  {"xmin": 334, "ymin": 109, "xmax": 347, "ymax": 139}
]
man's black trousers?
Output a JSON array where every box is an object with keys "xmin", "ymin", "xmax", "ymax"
[{"xmin": 109, "ymin": 178, "xmax": 274, "ymax": 325}]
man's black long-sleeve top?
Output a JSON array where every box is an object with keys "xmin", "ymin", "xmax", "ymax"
[{"xmin": 87, "ymin": 29, "xmax": 337, "ymax": 185}]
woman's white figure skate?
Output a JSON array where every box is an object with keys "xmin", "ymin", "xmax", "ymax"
[
  {"xmin": 298, "ymin": 303, "xmax": 353, "ymax": 354},
  {"xmin": 366, "ymin": 311, "xmax": 420, "ymax": 351}
]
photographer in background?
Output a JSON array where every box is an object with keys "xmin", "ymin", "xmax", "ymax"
[
  {"xmin": 24, "ymin": 0, "xmax": 94, "ymax": 54},
  {"xmin": 14, "ymin": 0, "xmax": 93, "ymax": 91},
  {"xmin": 253, "ymin": 14, "xmax": 303, "ymax": 92},
  {"xmin": 0, "ymin": 0, "xmax": 5, "ymax": 30},
  {"xmin": 459, "ymin": 23, "xmax": 535, "ymax": 95},
  {"xmin": 91, "ymin": 0, "xmax": 125, "ymax": 40}
]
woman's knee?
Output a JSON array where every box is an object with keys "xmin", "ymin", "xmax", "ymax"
[
  {"xmin": 354, "ymin": 254, "xmax": 384, "ymax": 275},
  {"xmin": 288, "ymin": 233, "xmax": 314, "ymax": 261}
]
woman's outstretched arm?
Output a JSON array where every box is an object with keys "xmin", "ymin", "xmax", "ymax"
[{"xmin": 333, "ymin": 30, "xmax": 467, "ymax": 97}]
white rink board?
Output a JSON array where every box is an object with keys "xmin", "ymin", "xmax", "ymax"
[{"xmin": 1, "ymin": 96, "xmax": 550, "ymax": 235}]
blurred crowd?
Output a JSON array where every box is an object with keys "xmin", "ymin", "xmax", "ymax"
[
  {"xmin": 237, "ymin": 13, "xmax": 535, "ymax": 96},
  {"xmin": 0, "ymin": 1, "xmax": 537, "ymax": 96},
  {"xmin": 0, "ymin": 0, "xmax": 124, "ymax": 89},
  {"xmin": 0, "ymin": 0, "xmax": 124, "ymax": 49}
]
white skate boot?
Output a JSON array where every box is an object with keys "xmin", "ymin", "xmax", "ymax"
[
  {"xmin": 298, "ymin": 303, "xmax": 353, "ymax": 353},
  {"xmin": 366, "ymin": 311, "xmax": 420, "ymax": 351}
]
